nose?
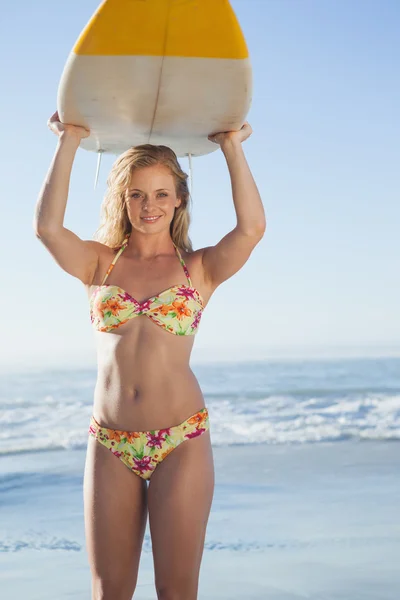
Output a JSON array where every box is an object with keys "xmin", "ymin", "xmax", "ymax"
[
  {"xmin": 142, "ymin": 196, "xmax": 151, "ymax": 210},
  {"xmin": 142, "ymin": 193, "xmax": 161, "ymax": 211}
]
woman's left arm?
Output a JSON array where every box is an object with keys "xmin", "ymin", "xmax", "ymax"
[{"xmin": 201, "ymin": 122, "xmax": 266, "ymax": 288}]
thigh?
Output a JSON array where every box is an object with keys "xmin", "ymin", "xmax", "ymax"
[
  {"xmin": 84, "ymin": 435, "xmax": 148, "ymax": 598},
  {"xmin": 148, "ymin": 429, "xmax": 215, "ymax": 598}
]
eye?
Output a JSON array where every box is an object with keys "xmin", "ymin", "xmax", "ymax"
[
  {"xmin": 158, "ymin": 192, "xmax": 168, "ymax": 197},
  {"xmin": 131, "ymin": 192, "xmax": 141, "ymax": 198}
]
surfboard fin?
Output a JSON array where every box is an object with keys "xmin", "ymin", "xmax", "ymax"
[
  {"xmin": 94, "ymin": 150, "xmax": 104, "ymax": 190},
  {"xmin": 188, "ymin": 152, "xmax": 193, "ymax": 200}
]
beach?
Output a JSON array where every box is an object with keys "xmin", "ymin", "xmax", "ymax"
[
  {"xmin": 1, "ymin": 358, "xmax": 399, "ymax": 598},
  {"xmin": 1, "ymin": 439, "xmax": 399, "ymax": 599}
]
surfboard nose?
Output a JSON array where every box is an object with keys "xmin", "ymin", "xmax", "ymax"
[
  {"xmin": 58, "ymin": 0, "xmax": 252, "ymax": 157},
  {"xmin": 73, "ymin": 0, "xmax": 249, "ymax": 60}
]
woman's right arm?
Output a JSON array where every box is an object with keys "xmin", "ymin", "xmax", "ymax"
[{"xmin": 33, "ymin": 111, "xmax": 101, "ymax": 285}]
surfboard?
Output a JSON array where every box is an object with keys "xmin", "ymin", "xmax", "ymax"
[{"xmin": 57, "ymin": 0, "xmax": 252, "ymax": 158}]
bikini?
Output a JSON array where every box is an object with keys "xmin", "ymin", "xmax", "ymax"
[
  {"xmin": 88, "ymin": 232, "xmax": 210, "ymax": 480},
  {"xmin": 89, "ymin": 232, "xmax": 204, "ymax": 335}
]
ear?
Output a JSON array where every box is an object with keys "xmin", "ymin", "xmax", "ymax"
[{"xmin": 175, "ymin": 197, "xmax": 182, "ymax": 209}]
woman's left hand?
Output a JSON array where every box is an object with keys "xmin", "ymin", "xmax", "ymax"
[{"xmin": 208, "ymin": 121, "xmax": 253, "ymax": 147}]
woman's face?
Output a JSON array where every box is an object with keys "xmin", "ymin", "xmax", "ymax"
[{"xmin": 125, "ymin": 164, "xmax": 182, "ymax": 234}]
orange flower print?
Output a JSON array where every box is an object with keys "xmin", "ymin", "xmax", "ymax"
[
  {"xmin": 107, "ymin": 429, "xmax": 123, "ymax": 443},
  {"xmin": 104, "ymin": 298, "xmax": 125, "ymax": 315},
  {"xmin": 106, "ymin": 427, "xmax": 141, "ymax": 444},
  {"xmin": 160, "ymin": 447, "xmax": 174, "ymax": 460},
  {"xmin": 159, "ymin": 304, "xmax": 172, "ymax": 316},
  {"xmin": 187, "ymin": 410, "xmax": 208, "ymax": 428},
  {"xmin": 126, "ymin": 431, "xmax": 142, "ymax": 443},
  {"xmin": 92, "ymin": 298, "xmax": 105, "ymax": 319},
  {"xmin": 171, "ymin": 300, "xmax": 192, "ymax": 320}
]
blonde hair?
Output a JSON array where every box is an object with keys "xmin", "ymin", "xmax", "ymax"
[{"xmin": 93, "ymin": 144, "xmax": 193, "ymax": 252}]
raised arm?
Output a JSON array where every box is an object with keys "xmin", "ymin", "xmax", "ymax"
[
  {"xmin": 201, "ymin": 123, "xmax": 266, "ymax": 289},
  {"xmin": 33, "ymin": 112, "xmax": 101, "ymax": 285}
]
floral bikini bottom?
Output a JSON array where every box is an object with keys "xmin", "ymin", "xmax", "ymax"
[{"xmin": 88, "ymin": 407, "xmax": 209, "ymax": 481}]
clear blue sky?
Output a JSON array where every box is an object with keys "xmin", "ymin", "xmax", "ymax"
[{"xmin": 1, "ymin": 0, "xmax": 399, "ymax": 371}]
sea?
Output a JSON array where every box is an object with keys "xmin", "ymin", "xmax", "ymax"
[
  {"xmin": 0, "ymin": 357, "xmax": 399, "ymax": 455},
  {"xmin": 1, "ymin": 357, "xmax": 399, "ymax": 599}
]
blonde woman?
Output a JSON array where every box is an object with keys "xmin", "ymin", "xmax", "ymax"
[{"xmin": 33, "ymin": 111, "xmax": 266, "ymax": 600}]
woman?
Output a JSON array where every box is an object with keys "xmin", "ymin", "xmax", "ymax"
[{"xmin": 33, "ymin": 111, "xmax": 266, "ymax": 600}]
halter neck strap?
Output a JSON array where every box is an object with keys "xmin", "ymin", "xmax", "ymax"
[
  {"xmin": 172, "ymin": 242, "xmax": 192, "ymax": 287},
  {"xmin": 101, "ymin": 233, "xmax": 192, "ymax": 287}
]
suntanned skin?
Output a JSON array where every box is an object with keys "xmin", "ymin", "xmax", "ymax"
[
  {"xmin": 34, "ymin": 111, "xmax": 266, "ymax": 599},
  {"xmin": 86, "ymin": 163, "xmax": 214, "ymax": 432}
]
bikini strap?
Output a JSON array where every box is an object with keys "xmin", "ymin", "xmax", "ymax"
[
  {"xmin": 173, "ymin": 242, "xmax": 192, "ymax": 287},
  {"xmin": 100, "ymin": 233, "xmax": 130, "ymax": 285},
  {"xmin": 101, "ymin": 235, "xmax": 192, "ymax": 287}
]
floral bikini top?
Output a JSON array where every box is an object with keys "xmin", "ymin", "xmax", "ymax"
[{"xmin": 89, "ymin": 233, "xmax": 204, "ymax": 336}]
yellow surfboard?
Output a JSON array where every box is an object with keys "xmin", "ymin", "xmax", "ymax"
[{"xmin": 57, "ymin": 0, "xmax": 252, "ymax": 157}]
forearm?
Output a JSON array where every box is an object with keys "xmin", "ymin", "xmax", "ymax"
[
  {"xmin": 222, "ymin": 140, "xmax": 266, "ymax": 235},
  {"xmin": 33, "ymin": 133, "xmax": 80, "ymax": 234}
]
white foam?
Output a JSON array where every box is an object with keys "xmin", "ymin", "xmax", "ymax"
[{"xmin": 1, "ymin": 363, "xmax": 400, "ymax": 454}]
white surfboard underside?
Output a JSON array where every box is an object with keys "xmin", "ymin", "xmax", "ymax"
[{"xmin": 58, "ymin": 55, "xmax": 252, "ymax": 157}]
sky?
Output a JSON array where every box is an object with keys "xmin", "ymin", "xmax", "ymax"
[{"xmin": 0, "ymin": 0, "xmax": 399, "ymax": 372}]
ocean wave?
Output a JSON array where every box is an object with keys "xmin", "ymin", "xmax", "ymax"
[
  {"xmin": 0, "ymin": 531, "xmax": 81, "ymax": 553},
  {"xmin": 1, "ymin": 361, "xmax": 400, "ymax": 456},
  {"xmin": 2, "ymin": 531, "xmax": 397, "ymax": 554}
]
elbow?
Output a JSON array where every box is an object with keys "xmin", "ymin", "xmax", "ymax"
[
  {"xmin": 33, "ymin": 207, "xmax": 60, "ymax": 239},
  {"xmin": 33, "ymin": 221, "xmax": 59, "ymax": 240},
  {"xmin": 236, "ymin": 224, "xmax": 266, "ymax": 240},
  {"xmin": 33, "ymin": 222, "xmax": 42, "ymax": 238},
  {"xmin": 258, "ymin": 219, "xmax": 267, "ymax": 236},
  {"xmin": 33, "ymin": 221, "xmax": 47, "ymax": 239},
  {"xmin": 249, "ymin": 220, "xmax": 267, "ymax": 239}
]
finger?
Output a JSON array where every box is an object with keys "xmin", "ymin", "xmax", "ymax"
[{"xmin": 48, "ymin": 111, "xmax": 59, "ymax": 122}]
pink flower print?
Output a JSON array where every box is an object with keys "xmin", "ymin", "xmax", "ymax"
[
  {"xmin": 146, "ymin": 429, "xmax": 171, "ymax": 449},
  {"xmin": 191, "ymin": 310, "xmax": 202, "ymax": 330},
  {"xmin": 176, "ymin": 286, "xmax": 196, "ymax": 301},
  {"xmin": 138, "ymin": 299, "xmax": 153, "ymax": 312},
  {"xmin": 110, "ymin": 449, "xmax": 123, "ymax": 458},
  {"xmin": 181, "ymin": 263, "xmax": 191, "ymax": 280},
  {"xmin": 185, "ymin": 427, "xmax": 206, "ymax": 439},
  {"xmin": 132, "ymin": 456, "xmax": 154, "ymax": 474},
  {"xmin": 118, "ymin": 291, "xmax": 137, "ymax": 304}
]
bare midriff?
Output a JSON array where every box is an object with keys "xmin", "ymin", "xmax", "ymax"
[{"xmin": 92, "ymin": 314, "xmax": 205, "ymax": 432}]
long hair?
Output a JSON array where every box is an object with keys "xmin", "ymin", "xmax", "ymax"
[{"xmin": 93, "ymin": 144, "xmax": 193, "ymax": 252}]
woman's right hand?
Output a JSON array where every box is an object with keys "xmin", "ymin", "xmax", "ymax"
[{"xmin": 47, "ymin": 110, "xmax": 90, "ymax": 142}]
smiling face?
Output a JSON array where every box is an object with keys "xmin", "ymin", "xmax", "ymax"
[{"xmin": 125, "ymin": 164, "xmax": 182, "ymax": 234}]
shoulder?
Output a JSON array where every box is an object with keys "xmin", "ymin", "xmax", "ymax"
[{"xmin": 179, "ymin": 245, "xmax": 206, "ymax": 268}]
